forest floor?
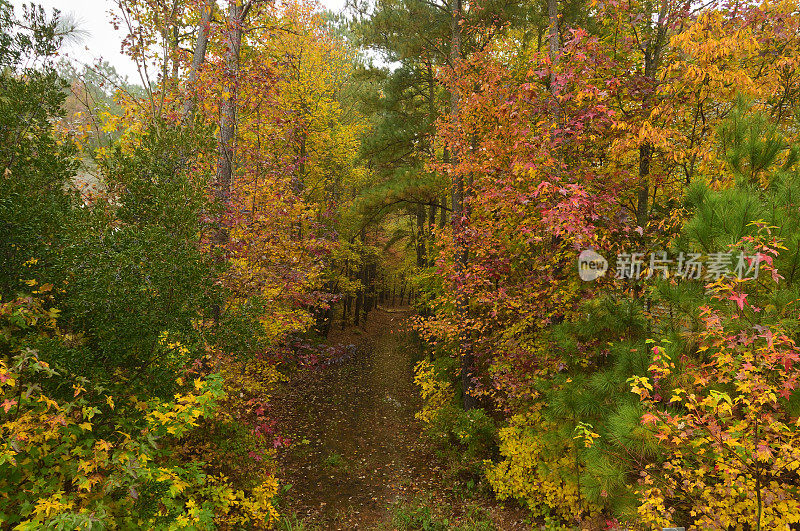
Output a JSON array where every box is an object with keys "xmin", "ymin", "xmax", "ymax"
[{"xmin": 273, "ymin": 307, "xmax": 531, "ymax": 530}]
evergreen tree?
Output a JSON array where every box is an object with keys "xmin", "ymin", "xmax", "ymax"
[
  {"xmin": 513, "ymin": 98, "xmax": 800, "ymax": 522},
  {"xmin": 0, "ymin": 2, "xmax": 78, "ymax": 298}
]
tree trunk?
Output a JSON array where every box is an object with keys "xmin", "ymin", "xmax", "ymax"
[
  {"xmin": 416, "ymin": 204, "xmax": 427, "ymax": 268},
  {"xmin": 293, "ymin": 131, "xmax": 306, "ymax": 240},
  {"xmin": 636, "ymin": 0, "xmax": 669, "ymax": 230},
  {"xmin": 215, "ymin": 0, "xmax": 243, "ymax": 224},
  {"xmin": 426, "ymin": 58, "xmax": 440, "ymax": 266},
  {"xmin": 636, "ymin": 143, "xmax": 652, "ymax": 227},
  {"xmin": 362, "ymin": 262, "xmax": 372, "ymax": 321},
  {"xmin": 182, "ymin": 0, "xmax": 214, "ymax": 121},
  {"xmin": 547, "ymin": 0, "xmax": 564, "ymax": 137},
  {"xmin": 342, "ymin": 293, "xmax": 351, "ymax": 330},
  {"xmin": 354, "ymin": 283, "xmax": 362, "ymax": 326},
  {"xmin": 450, "ymin": 0, "xmax": 477, "ymax": 411},
  {"xmin": 211, "ymin": 1, "xmax": 244, "ymax": 324},
  {"xmin": 427, "ymin": 199, "xmax": 437, "ymax": 267},
  {"xmin": 547, "ymin": 0, "xmax": 560, "ymax": 89}
]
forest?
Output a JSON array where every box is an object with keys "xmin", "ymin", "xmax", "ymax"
[{"xmin": 1, "ymin": 0, "xmax": 800, "ymax": 528}]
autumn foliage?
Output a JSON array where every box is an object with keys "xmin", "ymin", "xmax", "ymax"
[
  {"xmin": 6, "ymin": 0, "xmax": 800, "ymax": 527},
  {"xmin": 407, "ymin": 0, "xmax": 800, "ymax": 527}
]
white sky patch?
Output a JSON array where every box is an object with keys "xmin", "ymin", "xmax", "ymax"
[
  {"xmin": 10, "ymin": 0, "xmax": 137, "ymax": 80},
  {"xmin": 10, "ymin": 0, "xmax": 348, "ymax": 82}
]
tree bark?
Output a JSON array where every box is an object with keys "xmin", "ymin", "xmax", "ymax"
[
  {"xmin": 416, "ymin": 204, "xmax": 427, "ymax": 268},
  {"xmin": 636, "ymin": 0, "xmax": 669, "ymax": 229},
  {"xmin": 292, "ymin": 131, "xmax": 307, "ymax": 240},
  {"xmin": 427, "ymin": 199, "xmax": 437, "ymax": 267},
  {"xmin": 182, "ymin": 0, "xmax": 214, "ymax": 121},
  {"xmin": 215, "ymin": 0, "xmax": 243, "ymax": 219},
  {"xmin": 425, "ymin": 59, "xmax": 439, "ymax": 268},
  {"xmin": 354, "ymin": 284, "xmax": 362, "ymax": 326},
  {"xmin": 450, "ymin": 0, "xmax": 477, "ymax": 411},
  {"xmin": 636, "ymin": 143, "xmax": 652, "ymax": 227},
  {"xmin": 547, "ymin": 0, "xmax": 560, "ymax": 89},
  {"xmin": 210, "ymin": 1, "xmax": 244, "ymax": 324}
]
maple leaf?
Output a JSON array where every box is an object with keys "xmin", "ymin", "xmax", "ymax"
[
  {"xmin": 642, "ymin": 412, "xmax": 658, "ymax": 425},
  {"xmin": 756, "ymin": 253, "xmax": 773, "ymax": 266},
  {"xmin": 756, "ymin": 444, "xmax": 773, "ymax": 460},
  {"xmin": 728, "ymin": 291, "xmax": 748, "ymax": 310},
  {"xmin": 1, "ymin": 398, "xmax": 16, "ymax": 413}
]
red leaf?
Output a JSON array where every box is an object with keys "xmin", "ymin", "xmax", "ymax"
[{"xmin": 728, "ymin": 291, "xmax": 748, "ymax": 310}]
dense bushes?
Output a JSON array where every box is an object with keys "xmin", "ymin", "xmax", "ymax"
[
  {"xmin": 0, "ymin": 3, "xmax": 79, "ymax": 300},
  {"xmin": 415, "ymin": 101, "xmax": 800, "ymax": 527},
  {"xmin": 51, "ymin": 124, "xmax": 218, "ymax": 398},
  {"xmin": 0, "ymin": 294, "xmax": 243, "ymax": 529},
  {"xmin": 413, "ymin": 359, "xmax": 496, "ymax": 487},
  {"xmin": 632, "ymin": 105, "xmax": 800, "ymax": 528},
  {"xmin": 0, "ymin": 4, "xmax": 283, "ymax": 527}
]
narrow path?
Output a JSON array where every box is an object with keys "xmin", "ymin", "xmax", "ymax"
[{"xmin": 275, "ymin": 308, "xmax": 439, "ymax": 528}]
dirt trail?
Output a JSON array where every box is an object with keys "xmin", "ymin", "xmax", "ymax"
[{"xmin": 275, "ymin": 308, "xmax": 438, "ymax": 528}]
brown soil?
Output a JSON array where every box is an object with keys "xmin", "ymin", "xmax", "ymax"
[{"xmin": 273, "ymin": 307, "xmax": 530, "ymax": 530}]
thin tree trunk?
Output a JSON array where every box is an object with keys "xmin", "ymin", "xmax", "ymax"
[
  {"xmin": 211, "ymin": 1, "xmax": 244, "ymax": 324},
  {"xmin": 636, "ymin": 143, "xmax": 652, "ymax": 227},
  {"xmin": 354, "ymin": 285, "xmax": 362, "ymax": 326},
  {"xmin": 182, "ymin": 0, "xmax": 214, "ymax": 121},
  {"xmin": 547, "ymin": 0, "xmax": 560, "ymax": 89},
  {"xmin": 450, "ymin": 0, "xmax": 477, "ymax": 411},
  {"xmin": 427, "ymin": 199, "xmax": 437, "ymax": 267},
  {"xmin": 363, "ymin": 262, "xmax": 372, "ymax": 320},
  {"xmin": 342, "ymin": 261, "xmax": 350, "ymax": 329},
  {"xmin": 416, "ymin": 204, "xmax": 427, "ymax": 268},
  {"xmin": 294, "ymin": 131, "xmax": 306, "ymax": 240},
  {"xmin": 636, "ymin": 0, "xmax": 669, "ymax": 230},
  {"xmin": 215, "ymin": 0, "xmax": 243, "ymax": 217},
  {"xmin": 342, "ymin": 293, "xmax": 351, "ymax": 330},
  {"xmin": 426, "ymin": 60, "xmax": 438, "ymax": 268}
]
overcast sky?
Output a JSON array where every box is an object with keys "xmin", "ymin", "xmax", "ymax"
[{"xmin": 9, "ymin": 0, "xmax": 347, "ymax": 82}]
